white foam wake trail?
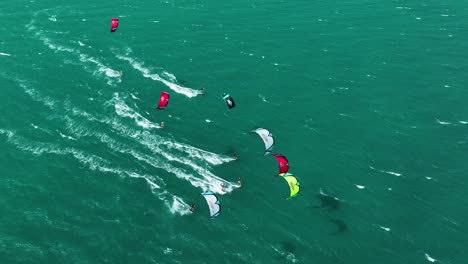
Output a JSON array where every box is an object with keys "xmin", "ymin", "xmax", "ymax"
[
  {"xmin": 64, "ymin": 108, "xmax": 230, "ymax": 196},
  {"xmin": 132, "ymin": 132, "xmax": 232, "ymax": 182},
  {"xmin": 165, "ymin": 195, "xmax": 191, "ymax": 215},
  {"xmin": 102, "ymin": 122, "xmax": 234, "ymax": 194},
  {"xmin": 105, "ymin": 95, "xmax": 230, "ymax": 166},
  {"xmin": 115, "ymin": 53, "xmax": 199, "ymax": 98},
  {"xmin": 0, "ymin": 52, "xmax": 11, "ymax": 56},
  {"xmin": 36, "ymin": 32, "xmax": 75, "ymax": 53},
  {"xmin": 162, "ymin": 141, "xmax": 234, "ymax": 165},
  {"xmin": 0, "ymin": 128, "xmax": 189, "ymax": 215},
  {"xmin": 66, "ymin": 103, "xmax": 234, "ymax": 193},
  {"xmin": 161, "ymin": 71, "xmax": 177, "ymax": 82},
  {"xmin": 125, "ymin": 173, "xmax": 190, "ymax": 215},
  {"xmin": 79, "ymin": 54, "xmax": 121, "ymax": 85},
  {"xmin": 61, "ymin": 114, "xmax": 191, "ymax": 215},
  {"xmin": 28, "ymin": 21, "xmax": 120, "ymax": 86},
  {"xmin": 94, "ymin": 133, "xmax": 198, "ymax": 214},
  {"xmin": 93, "ymin": 132, "xmax": 216, "ymax": 213},
  {"xmin": 369, "ymin": 166, "xmax": 402, "ymax": 176},
  {"xmin": 0, "ymin": 128, "xmax": 111, "ymax": 170},
  {"xmin": 14, "ymin": 77, "xmax": 58, "ymax": 110},
  {"xmin": 111, "ymin": 93, "xmax": 160, "ymax": 129}
]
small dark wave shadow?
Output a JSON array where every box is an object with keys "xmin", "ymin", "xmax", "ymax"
[
  {"xmin": 313, "ymin": 193, "xmax": 340, "ymax": 211},
  {"xmin": 311, "ymin": 191, "xmax": 349, "ymax": 235},
  {"xmin": 280, "ymin": 241, "xmax": 295, "ymax": 254},
  {"xmin": 328, "ymin": 219, "xmax": 348, "ymax": 235}
]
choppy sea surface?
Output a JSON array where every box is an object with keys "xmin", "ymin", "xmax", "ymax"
[{"xmin": 1, "ymin": 0, "xmax": 468, "ymax": 263}]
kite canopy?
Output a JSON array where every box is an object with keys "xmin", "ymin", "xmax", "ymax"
[
  {"xmin": 279, "ymin": 173, "xmax": 300, "ymax": 199},
  {"xmin": 273, "ymin": 153, "xmax": 289, "ymax": 174},
  {"xmin": 157, "ymin": 92, "xmax": 170, "ymax": 110},
  {"xmin": 249, "ymin": 128, "xmax": 274, "ymax": 155},
  {"xmin": 222, "ymin": 93, "xmax": 235, "ymax": 109},
  {"xmin": 110, "ymin": 18, "xmax": 119, "ymax": 32},
  {"xmin": 202, "ymin": 192, "xmax": 221, "ymax": 219}
]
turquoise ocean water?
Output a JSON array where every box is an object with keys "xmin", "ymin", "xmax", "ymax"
[{"xmin": 1, "ymin": 0, "xmax": 468, "ymax": 263}]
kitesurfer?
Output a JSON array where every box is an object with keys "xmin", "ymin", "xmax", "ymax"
[
  {"xmin": 237, "ymin": 177, "xmax": 242, "ymax": 187},
  {"xmin": 189, "ymin": 203, "xmax": 195, "ymax": 213},
  {"xmin": 160, "ymin": 121, "xmax": 165, "ymax": 128},
  {"xmin": 221, "ymin": 182, "xmax": 225, "ymax": 192},
  {"xmin": 233, "ymin": 152, "xmax": 238, "ymax": 160},
  {"xmin": 200, "ymin": 88, "xmax": 204, "ymax": 95}
]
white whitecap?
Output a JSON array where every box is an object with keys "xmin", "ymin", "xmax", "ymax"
[
  {"xmin": 258, "ymin": 94, "xmax": 268, "ymax": 102},
  {"xmin": 57, "ymin": 130, "xmax": 77, "ymax": 141},
  {"xmin": 319, "ymin": 188, "xmax": 339, "ymax": 200},
  {"xmin": 0, "ymin": 52, "xmax": 11, "ymax": 56},
  {"xmin": 370, "ymin": 166, "xmax": 401, "ymax": 176},
  {"xmin": 436, "ymin": 119, "xmax": 452, "ymax": 125},
  {"xmin": 355, "ymin": 184, "xmax": 365, "ymax": 189},
  {"xmin": 379, "ymin": 226, "xmax": 391, "ymax": 231},
  {"xmin": 424, "ymin": 253, "xmax": 437, "ymax": 262}
]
